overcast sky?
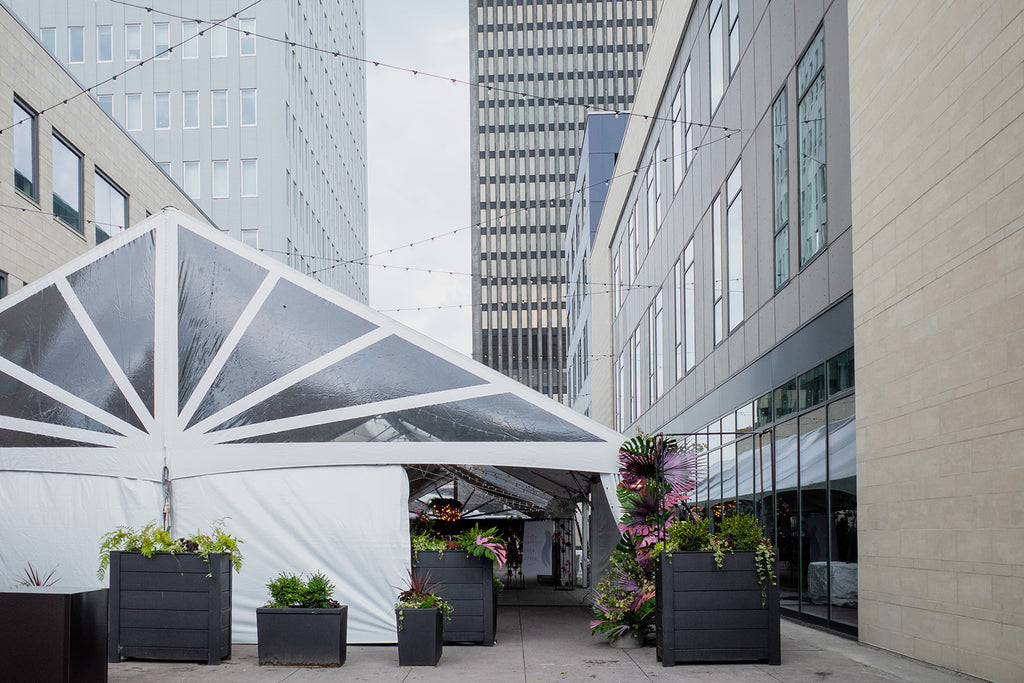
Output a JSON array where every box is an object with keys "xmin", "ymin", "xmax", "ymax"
[{"xmin": 365, "ymin": 2, "xmax": 472, "ymax": 356}]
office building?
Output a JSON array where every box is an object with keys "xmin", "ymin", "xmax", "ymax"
[
  {"xmin": 8, "ymin": 0, "xmax": 369, "ymax": 301},
  {"xmin": 470, "ymin": 0, "xmax": 657, "ymax": 399}
]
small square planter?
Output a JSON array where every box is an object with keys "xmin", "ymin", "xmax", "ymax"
[
  {"xmin": 107, "ymin": 551, "xmax": 232, "ymax": 664},
  {"xmin": 656, "ymin": 551, "xmax": 780, "ymax": 666},
  {"xmin": 412, "ymin": 551, "xmax": 495, "ymax": 645},
  {"xmin": 396, "ymin": 607, "xmax": 443, "ymax": 667},
  {"xmin": 256, "ymin": 606, "xmax": 347, "ymax": 666}
]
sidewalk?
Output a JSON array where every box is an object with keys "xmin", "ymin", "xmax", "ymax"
[{"xmin": 109, "ymin": 605, "xmax": 978, "ymax": 682}]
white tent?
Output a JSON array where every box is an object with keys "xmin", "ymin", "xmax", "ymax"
[{"xmin": 0, "ymin": 210, "xmax": 623, "ymax": 643}]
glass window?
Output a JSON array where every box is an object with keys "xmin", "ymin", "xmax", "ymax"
[
  {"xmin": 712, "ymin": 193, "xmax": 724, "ymax": 344},
  {"xmin": 828, "ymin": 395, "xmax": 857, "ymax": 627},
  {"xmin": 799, "ymin": 364, "xmax": 826, "ymax": 410},
  {"xmin": 684, "ymin": 239, "xmax": 695, "ymax": 371},
  {"xmin": 672, "ymin": 87, "xmax": 682, "ymax": 189},
  {"xmin": 68, "ymin": 26, "xmax": 84, "ymax": 63},
  {"xmin": 674, "ymin": 259, "xmax": 683, "ymax": 380},
  {"xmin": 182, "ymin": 21, "xmax": 198, "ymax": 59},
  {"xmin": 649, "ymin": 289, "xmax": 664, "ymax": 401},
  {"xmin": 97, "ymin": 26, "xmax": 112, "ymax": 62},
  {"xmin": 212, "ymin": 160, "xmax": 228, "ymax": 198},
  {"xmin": 727, "ymin": 161, "xmax": 743, "ymax": 330},
  {"xmin": 773, "ymin": 89, "xmax": 790, "ymax": 288},
  {"xmin": 40, "ymin": 28, "xmax": 56, "ymax": 54},
  {"xmin": 13, "ymin": 98, "xmax": 36, "ymax": 200},
  {"xmin": 154, "ymin": 93, "xmax": 170, "ymax": 129},
  {"xmin": 684, "ymin": 61, "xmax": 694, "ymax": 167},
  {"xmin": 799, "ymin": 406, "xmax": 828, "ymax": 613},
  {"xmin": 52, "ymin": 133, "xmax": 82, "ymax": 233},
  {"xmin": 94, "ymin": 170, "xmax": 127, "ymax": 244},
  {"xmin": 241, "ymin": 159, "xmax": 257, "ymax": 196},
  {"xmin": 211, "ymin": 24, "xmax": 227, "ymax": 57},
  {"xmin": 125, "ymin": 24, "xmax": 141, "ymax": 61},
  {"xmin": 773, "ymin": 417, "xmax": 799, "ymax": 611},
  {"xmin": 183, "ymin": 91, "xmax": 198, "ymax": 128},
  {"xmin": 157, "ymin": 162, "xmax": 171, "ymax": 176},
  {"xmin": 96, "ymin": 94, "xmax": 112, "ymax": 116},
  {"xmin": 154, "ymin": 23, "xmax": 170, "ymax": 59},
  {"xmin": 798, "ymin": 29, "xmax": 826, "ymax": 264},
  {"xmin": 239, "ymin": 18, "xmax": 256, "ymax": 55},
  {"xmin": 728, "ymin": 0, "xmax": 740, "ymax": 75},
  {"xmin": 755, "ymin": 392, "xmax": 772, "ymax": 427},
  {"xmin": 241, "ymin": 229, "xmax": 259, "ymax": 248},
  {"xmin": 125, "ymin": 93, "xmax": 141, "ymax": 130},
  {"xmin": 827, "ymin": 348, "xmax": 855, "ymax": 396},
  {"xmin": 183, "ymin": 161, "xmax": 199, "ymax": 198},
  {"xmin": 240, "ymin": 89, "xmax": 256, "ymax": 126},
  {"xmin": 0, "ymin": 271, "xmax": 7, "ymax": 298},
  {"xmin": 774, "ymin": 378, "xmax": 798, "ymax": 420},
  {"xmin": 211, "ymin": 90, "xmax": 227, "ymax": 127},
  {"xmin": 645, "ymin": 163, "xmax": 656, "ymax": 246},
  {"xmin": 709, "ymin": 0, "xmax": 724, "ymax": 111}
]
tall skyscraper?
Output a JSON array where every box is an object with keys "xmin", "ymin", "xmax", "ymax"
[
  {"xmin": 9, "ymin": 0, "xmax": 369, "ymax": 302},
  {"xmin": 470, "ymin": 0, "xmax": 657, "ymax": 400}
]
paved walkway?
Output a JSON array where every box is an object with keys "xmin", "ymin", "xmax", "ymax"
[{"xmin": 109, "ymin": 604, "xmax": 979, "ymax": 682}]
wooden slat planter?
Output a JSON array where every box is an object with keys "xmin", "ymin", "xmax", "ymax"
[
  {"xmin": 411, "ymin": 552, "xmax": 495, "ymax": 645},
  {"xmin": 107, "ymin": 551, "xmax": 232, "ymax": 664},
  {"xmin": 656, "ymin": 551, "xmax": 780, "ymax": 666}
]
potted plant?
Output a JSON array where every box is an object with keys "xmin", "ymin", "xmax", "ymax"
[
  {"xmin": 410, "ymin": 522, "xmax": 505, "ymax": 645},
  {"xmin": 654, "ymin": 513, "xmax": 780, "ymax": 666},
  {"xmin": 395, "ymin": 569, "xmax": 452, "ymax": 667},
  {"xmin": 256, "ymin": 571, "xmax": 347, "ymax": 667},
  {"xmin": 589, "ymin": 550, "xmax": 655, "ymax": 648},
  {"xmin": 98, "ymin": 519, "xmax": 243, "ymax": 665}
]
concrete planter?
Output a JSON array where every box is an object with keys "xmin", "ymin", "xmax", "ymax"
[{"xmin": 412, "ymin": 551, "xmax": 495, "ymax": 645}]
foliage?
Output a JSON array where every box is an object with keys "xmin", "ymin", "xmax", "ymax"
[
  {"xmin": 395, "ymin": 569, "xmax": 453, "ymax": 629},
  {"xmin": 265, "ymin": 571, "xmax": 340, "ymax": 609},
  {"xmin": 718, "ymin": 513, "xmax": 765, "ymax": 550},
  {"xmin": 456, "ymin": 524, "xmax": 507, "ymax": 568},
  {"xmin": 589, "ymin": 551, "xmax": 655, "ymax": 640},
  {"xmin": 410, "ymin": 530, "xmax": 448, "ymax": 561},
  {"xmin": 492, "ymin": 575, "xmax": 504, "ymax": 593},
  {"xmin": 97, "ymin": 519, "xmax": 244, "ymax": 580},
  {"xmin": 16, "ymin": 562, "xmax": 59, "ymax": 587}
]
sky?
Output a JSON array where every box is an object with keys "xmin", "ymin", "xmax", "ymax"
[{"xmin": 365, "ymin": 2, "xmax": 472, "ymax": 357}]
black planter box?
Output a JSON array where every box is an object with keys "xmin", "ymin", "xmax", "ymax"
[
  {"xmin": 256, "ymin": 606, "xmax": 347, "ymax": 666},
  {"xmin": 107, "ymin": 551, "xmax": 232, "ymax": 664},
  {"xmin": 0, "ymin": 587, "xmax": 108, "ymax": 682},
  {"xmin": 656, "ymin": 551, "xmax": 780, "ymax": 666},
  {"xmin": 396, "ymin": 607, "xmax": 442, "ymax": 667},
  {"xmin": 412, "ymin": 552, "xmax": 495, "ymax": 645}
]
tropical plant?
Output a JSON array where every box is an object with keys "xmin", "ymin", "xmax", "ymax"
[
  {"xmin": 97, "ymin": 519, "xmax": 243, "ymax": 580},
  {"xmin": 395, "ymin": 569, "xmax": 453, "ymax": 629},
  {"xmin": 455, "ymin": 523, "xmax": 507, "ymax": 568},
  {"xmin": 15, "ymin": 562, "xmax": 59, "ymax": 587},
  {"xmin": 589, "ymin": 550, "xmax": 656, "ymax": 640},
  {"xmin": 265, "ymin": 571, "xmax": 340, "ymax": 609}
]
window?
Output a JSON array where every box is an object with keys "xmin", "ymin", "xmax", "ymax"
[
  {"xmin": 654, "ymin": 141, "xmax": 663, "ymax": 221},
  {"xmin": 240, "ymin": 89, "xmax": 256, "ymax": 126},
  {"xmin": 241, "ymin": 159, "xmax": 257, "ymax": 196},
  {"xmin": 241, "ymin": 229, "xmax": 259, "ymax": 248},
  {"xmin": 727, "ymin": 161, "xmax": 743, "ymax": 330},
  {"xmin": 13, "ymin": 98, "xmax": 37, "ymax": 200},
  {"xmin": 239, "ymin": 18, "xmax": 255, "ymax": 55},
  {"xmin": 616, "ymin": 352, "xmax": 626, "ymax": 431},
  {"xmin": 183, "ymin": 91, "xmax": 198, "ymax": 128},
  {"xmin": 728, "ymin": 0, "xmax": 740, "ymax": 75},
  {"xmin": 649, "ymin": 290, "xmax": 664, "ymax": 401},
  {"xmin": 632, "ymin": 329, "xmax": 642, "ymax": 419},
  {"xmin": 94, "ymin": 170, "xmax": 127, "ymax": 244},
  {"xmin": 612, "ymin": 247, "xmax": 622, "ymax": 312},
  {"xmin": 684, "ymin": 61, "xmax": 694, "ymax": 167},
  {"xmin": 798, "ymin": 28, "xmax": 826, "ymax": 264},
  {"xmin": 125, "ymin": 24, "xmax": 141, "ymax": 61},
  {"xmin": 52, "ymin": 133, "xmax": 83, "ymax": 233},
  {"xmin": 182, "ymin": 21, "xmax": 198, "ymax": 59},
  {"xmin": 97, "ymin": 26, "xmax": 112, "ymax": 62},
  {"xmin": 68, "ymin": 26, "xmax": 84, "ymax": 63},
  {"xmin": 709, "ymin": 0, "xmax": 724, "ymax": 111},
  {"xmin": 211, "ymin": 25, "xmax": 227, "ymax": 57},
  {"xmin": 645, "ymin": 162, "xmax": 656, "ymax": 246},
  {"xmin": 684, "ymin": 239, "xmax": 696, "ymax": 366},
  {"xmin": 97, "ymin": 94, "xmax": 112, "ymax": 116},
  {"xmin": 125, "ymin": 93, "xmax": 141, "ymax": 130},
  {"xmin": 212, "ymin": 160, "xmax": 228, "ymax": 198},
  {"xmin": 154, "ymin": 23, "xmax": 170, "ymax": 59},
  {"xmin": 183, "ymin": 161, "xmax": 199, "ymax": 198},
  {"xmin": 40, "ymin": 28, "xmax": 55, "ymax": 54},
  {"xmin": 772, "ymin": 89, "xmax": 790, "ymax": 287},
  {"xmin": 712, "ymin": 193, "xmax": 724, "ymax": 344},
  {"xmin": 672, "ymin": 87, "xmax": 683, "ymax": 190},
  {"xmin": 627, "ymin": 207, "xmax": 638, "ymax": 282},
  {"xmin": 0, "ymin": 271, "xmax": 7, "ymax": 298},
  {"xmin": 157, "ymin": 162, "xmax": 171, "ymax": 176},
  {"xmin": 154, "ymin": 93, "xmax": 170, "ymax": 129},
  {"xmin": 211, "ymin": 90, "xmax": 227, "ymax": 127}
]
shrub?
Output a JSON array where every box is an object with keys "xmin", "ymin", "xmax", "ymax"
[{"xmin": 265, "ymin": 571, "xmax": 340, "ymax": 609}]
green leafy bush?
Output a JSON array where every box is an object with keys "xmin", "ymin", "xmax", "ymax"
[
  {"xmin": 663, "ymin": 517, "xmax": 710, "ymax": 552},
  {"xmin": 718, "ymin": 513, "xmax": 764, "ymax": 550},
  {"xmin": 97, "ymin": 519, "xmax": 243, "ymax": 580},
  {"xmin": 265, "ymin": 571, "xmax": 340, "ymax": 609}
]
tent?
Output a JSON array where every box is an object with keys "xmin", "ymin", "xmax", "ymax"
[{"xmin": 0, "ymin": 209, "xmax": 623, "ymax": 643}]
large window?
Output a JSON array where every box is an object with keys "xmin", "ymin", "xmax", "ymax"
[
  {"xmin": 182, "ymin": 22, "xmax": 198, "ymax": 59},
  {"xmin": 712, "ymin": 193, "xmax": 724, "ymax": 344},
  {"xmin": 211, "ymin": 90, "xmax": 228, "ymax": 127},
  {"xmin": 0, "ymin": 271, "xmax": 7, "ymax": 298},
  {"xmin": 183, "ymin": 91, "xmax": 198, "ymax": 128},
  {"xmin": 241, "ymin": 159, "xmax": 257, "ymax": 196},
  {"xmin": 125, "ymin": 24, "xmax": 141, "ymax": 61},
  {"xmin": 68, "ymin": 26, "xmax": 84, "ymax": 63},
  {"xmin": 674, "ymin": 259, "xmax": 683, "ymax": 380},
  {"xmin": 240, "ymin": 89, "xmax": 257, "ymax": 126},
  {"xmin": 728, "ymin": 0, "xmax": 740, "ymax": 74},
  {"xmin": 632, "ymin": 328, "xmax": 642, "ymax": 419},
  {"xmin": 52, "ymin": 133, "xmax": 83, "ymax": 233},
  {"xmin": 645, "ymin": 160, "xmax": 656, "ymax": 246},
  {"xmin": 727, "ymin": 161, "xmax": 743, "ymax": 331},
  {"xmin": 154, "ymin": 93, "xmax": 170, "ymax": 129},
  {"xmin": 183, "ymin": 161, "xmax": 199, "ymax": 199},
  {"xmin": 684, "ymin": 239, "xmax": 695, "ymax": 371},
  {"xmin": 627, "ymin": 207, "xmax": 638, "ymax": 282},
  {"xmin": 672, "ymin": 87, "xmax": 682, "ymax": 189},
  {"xmin": 212, "ymin": 160, "xmax": 229, "ymax": 198},
  {"xmin": 94, "ymin": 170, "xmax": 127, "ymax": 244},
  {"xmin": 684, "ymin": 61, "xmax": 694, "ymax": 167},
  {"xmin": 612, "ymin": 247, "xmax": 622, "ymax": 312},
  {"xmin": 13, "ymin": 98, "xmax": 37, "ymax": 200},
  {"xmin": 40, "ymin": 28, "xmax": 55, "ymax": 54},
  {"xmin": 125, "ymin": 93, "xmax": 141, "ymax": 130},
  {"xmin": 97, "ymin": 26, "xmax": 112, "ymax": 62},
  {"xmin": 239, "ymin": 18, "xmax": 256, "ymax": 56},
  {"xmin": 97, "ymin": 94, "xmax": 112, "ymax": 116},
  {"xmin": 798, "ymin": 29, "xmax": 826, "ymax": 264},
  {"xmin": 649, "ymin": 290, "xmax": 664, "ymax": 401},
  {"xmin": 773, "ymin": 89, "xmax": 790, "ymax": 287},
  {"xmin": 154, "ymin": 23, "xmax": 170, "ymax": 59},
  {"xmin": 211, "ymin": 25, "xmax": 227, "ymax": 57},
  {"xmin": 709, "ymin": 0, "xmax": 724, "ymax": 112},
  {"xmin": 241, "ymin": 229, "xmax": 259, "ymax": 248}
]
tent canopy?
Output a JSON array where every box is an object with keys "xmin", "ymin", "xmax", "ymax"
[{"xmin": 0, "ymin": 210, "xmax": 622, "ymax": 642}]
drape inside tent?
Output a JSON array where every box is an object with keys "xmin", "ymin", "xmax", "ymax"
[{"xmin": 0, "ymin": 210, "xmax": 623, "ymax": 644}]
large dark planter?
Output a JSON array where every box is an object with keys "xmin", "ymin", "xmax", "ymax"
[
  {"xmin": 256, "ymin": 606, "xmax": 347, "ymax": 666},
  {"xmin": 107, "ymin": 551, "xmax": 232, "ymax": 664},
  {"xmin": 412, "ymin": 551, "xmax": 495, "ymax": 645},
  {"xmin": 396, "ymin": 607, "xmax": 443, "ymax": 667},
  {"xmin": 0, "ymin": 587, "xmax": 108, "ymax": 682},
  {"xmin": 655, "ymin": 551, "xmax": 780, "ymax": 666}
]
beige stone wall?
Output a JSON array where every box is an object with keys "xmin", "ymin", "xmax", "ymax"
[
  {"xmin": 849, "ymin": 2, "xmax": 1024, "ymax": 681},
  {"xmin": 0, "ymin": 6, "xmax": 210, "ymax": 296}
]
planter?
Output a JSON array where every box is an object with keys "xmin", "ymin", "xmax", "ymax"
[
  {"xmin": 256, "ymin": 606, "xmax": 347, "ymax": 666},
  {"xmin": 107, "ymin": 551, "xmax": 232, "ymax": 664},
  {"xmin": 655, "ymin": 551, "xmax": 780, "ymax": 666},
  {"xmin": 396, "ymin": 607, "xmax": 442, "ymax": 667},
  {"xmin": 412, "ymin": 552, "xmax": 495, "ymax": 645}
]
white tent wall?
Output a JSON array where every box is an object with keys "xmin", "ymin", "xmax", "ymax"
[
  {"xmin": 0, "ymin": 472, "xmax": 160, "ymax": 588},
  {"xmin": 589, "ymin": 475, "xmax": 622, "ymax": 589},
  {"xmin": 172, "ymin": 464, "xmax": 410, "ymax": 643}
]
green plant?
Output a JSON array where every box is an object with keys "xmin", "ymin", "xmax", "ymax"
[
  {"xmin": 718, "ymin": 513, "xmax": 764, "ymax": 550},
  {"xmin": 395, "ymin": 569, "xmax": 453, "ymax": 630},
  {"xmin": 455, "ymin": 524, "xmax": 507, "ymax": 567},
  {"xmin": 97, "ymin": 519, "xmax": 244, "ymax": 580},
  {"xmin": 492, "ymin": 575, "xmax": 504, "ymax": 593},
  {"xmin": 589, "ymin": 550, "xmax": 655, "ymax": 640},
  {"xmin": 265, "ymin": 571, "xmax": 340, "ymax": 609},
  {"xmin": 411, "ymin": 530, "xmax": 447, "ymax": 560}
]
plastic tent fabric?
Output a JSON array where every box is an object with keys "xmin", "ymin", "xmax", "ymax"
[{"xmin": 0, "ymin": 210, "xmax": 623, "ymax": 643}]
